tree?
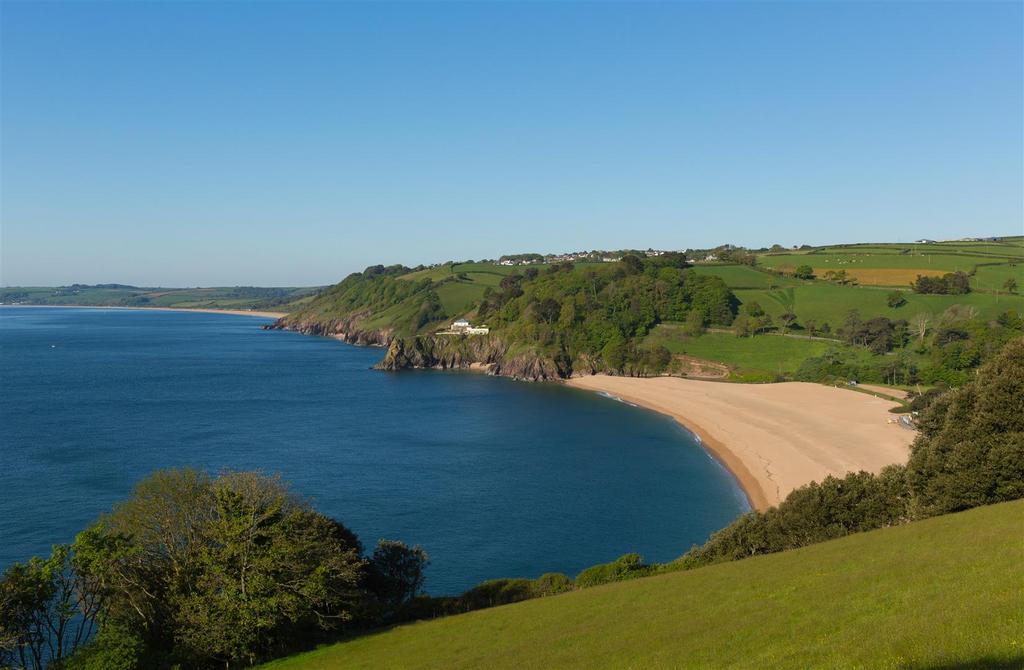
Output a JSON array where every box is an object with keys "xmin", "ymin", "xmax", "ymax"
[
  {"xmin": 779, "ymin": 311, "xmax": 798, "ymax": 334},
  {"xmin": 910, "ymin": 313, "xmax": 931, "ymax": 345},
  {"xmin": 907, "ymin": 337, "xmax": 1024, "ymax": 516},
  {"xmin": 71, "ymin": 469, "xmax": 370, "ymax": 668},
  {"xmin": 793, "ymin": 265, "xmax": 815, "ymax": 280},
  {"xmin": 887, "ymin": 290, "xmax": 906, "ymax": 308},
  {"xmin": 0, "ymin": 545, "xmax": 102, "ymax": 670},
  {"xmin": 368, "ymin": 541, "xmax": 429, "ymax": 615},
  {"xmin": 1004, "ymin": 277, "xmax": 1018, "ymax": 294},
  {"xmin": 173, "ymin": 473, "xmax": 366, "ymax": 665},
  {"xmin": 683, "ymin": 309, "xmax": 705, "ymax": 337},
  {"xmin": 602, "ymin": 336, "xmax": 628, "ymax": 371},
  {"xmin": 620, "ymin": 254, "xmax": 644, "ymax": 275}
]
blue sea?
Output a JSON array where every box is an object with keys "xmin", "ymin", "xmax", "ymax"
[{"xmin": 0, "ymin": 307, "xmax": 748, "ymax": 594}]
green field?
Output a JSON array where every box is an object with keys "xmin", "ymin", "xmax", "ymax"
[
  {"xmin": 757, "ymin": 239, "xmax": 1024, "ymax": 288},
  {"xmin": 689, "ymin": 264, "xmax": 799, "ymax": 289},
  {"xmin": 732, "ymin": 283, "xmax": 1023, "ymax": 328},
  {"xmin": 644, "ymin": 327, "xmax": 843, "ymax": 377},
  {"xmin": 261, "ymin": 500, "xmax": 1024, "ymax": 670}
]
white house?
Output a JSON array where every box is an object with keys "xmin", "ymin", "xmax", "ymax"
[{"xmin": 451, "ymin": 319, "xmax": 471, "ymax": 331}]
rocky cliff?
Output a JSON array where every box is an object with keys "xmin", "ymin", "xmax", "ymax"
[
  {"xmin": 266, "ymin": 315, "xmax": 573, "ymax": 381},
  {"xmin": 263, "ymin": 312, "xmax": 392, "ymax": 347},
  {"xmin": 376, "ymin": 335, "xmax": 571, "ymax": 382}
]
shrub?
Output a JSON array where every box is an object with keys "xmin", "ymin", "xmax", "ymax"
[{"xmin": 575, "ymin": 553, "xmax": 652, "ymax": 588}]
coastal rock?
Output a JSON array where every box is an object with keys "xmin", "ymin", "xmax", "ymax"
[
  {"xmin": 376, "ymin": 335, "xmax": 568, "ymax": 382},
  {"xmin": 263, "ymin": 313, "xmax": 392, "ymax": 347},
  {"xmin": 266, "ymin": 314, "xmax": 573, "ymax": 382}
]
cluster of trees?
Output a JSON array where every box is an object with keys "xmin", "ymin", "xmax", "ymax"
[
  {"xmin": 1, "ymin": 471, "xmax": 428, "ymax": 669},
  {"xmin": 822, "ymin": 269, "xmax": 856, "ymax": 284},
  {"xmin": 792, "ymin": 306, "xmax": 1023, "ymax": 386},
  {"xmin": 681, "ymin": 336, "xmax": 1023, "ymax": 568},
  {"xmin": 912, "ymin": 271, "xmax": 971, "ymax": 295},
  {"xmin": 476, "ymin": 254, "xmax": 737, "ymax": 376},
  {"xmin": 732, "ymin": 301, "xmax": 775, "ymax": 337}
]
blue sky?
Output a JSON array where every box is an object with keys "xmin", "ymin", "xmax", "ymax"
[{"xmin": 2, "ymin": 1, "xmax": 1021, "ymax": 287}]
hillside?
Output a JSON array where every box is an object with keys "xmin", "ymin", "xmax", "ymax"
[
  {"xmin": 261, "ymin": 500, "xmax": 1024, "ymax": 670},
  {"xmin": 0, "ymin": 284, "xmax": 320, "ymax": 312},
  {"xmin": 269, "ymin": 239, "xmax": 1023, "ymax": 384}
]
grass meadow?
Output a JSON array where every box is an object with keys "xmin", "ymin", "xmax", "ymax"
[{"xmin": 260, "ymin": 500, "xmax": 1024, "ymax": 670}]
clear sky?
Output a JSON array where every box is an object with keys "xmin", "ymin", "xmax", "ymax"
[{"xmin": 2, "ymin": 1, "xmax": 1021, "ymax": 287}]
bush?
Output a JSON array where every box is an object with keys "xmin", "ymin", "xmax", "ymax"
[{"xmin": 575, "ymin": 553, "xmax": 652, "ymax": 588}]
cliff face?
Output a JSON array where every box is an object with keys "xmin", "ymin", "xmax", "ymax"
[
  {"xmin": 266, "ymin": 315, "xmax": 572, "ymax": 381},
  {"xmin": 376, "ymin": 335, "xmax": 570, "ymax": 382},
  {"xmin": 263, "ymin": 312, "xmax": 392, "ymax": 347}
]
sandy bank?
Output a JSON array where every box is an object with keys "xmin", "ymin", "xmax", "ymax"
[
  {"xmin": 566, "ymin": 376, "xmax": 915, "ymax": 512},
  {"xmin": 0, "ymin": 305, "xmax": 286, "ymax": 319}
]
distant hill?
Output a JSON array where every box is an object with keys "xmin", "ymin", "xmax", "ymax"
[
  {"xmin": 261, "ymin": 499, "xmax": 1024, "ymax": 670},
  {"xmin": 0, "ymin": 285, "xmax": 322, "ymax": 312}
]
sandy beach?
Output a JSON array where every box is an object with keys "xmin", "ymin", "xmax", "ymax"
[
  {"xmin": 566, "ymin": 375, "xmax": 915, "ymax": 511},
  {"xmin": 1, "ymin": 305, "xmax": 286, "ymax": 319}
]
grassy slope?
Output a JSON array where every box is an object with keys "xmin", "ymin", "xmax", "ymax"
[
  {"xmin": 263, "ymin": 500, "xmax": 1023, "ymax": 670},
  {"xmin": 644, "ymin": 327, "xmax": 844, "ymax": 377}
]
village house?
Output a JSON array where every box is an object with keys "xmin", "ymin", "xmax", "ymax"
[{"xmin": 442, "ymin": 319, "xmax": 489, "ymax": 335}]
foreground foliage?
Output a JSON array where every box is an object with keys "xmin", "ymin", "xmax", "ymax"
[{"xmin": 1, "ymin": 472, "xmax": 427, "ymax": 669}]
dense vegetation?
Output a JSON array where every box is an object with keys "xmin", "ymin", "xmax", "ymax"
[
  {"xmin": 911, "ymin": 270, "xmax": 971, "ymax": 294},
  {"xmin": 284, "ymin": 253, "xmax": 740, "ymax": 377},
  {"xmin": 473, "ymin": 253, "xmax": 737, "ymax": 375},
  {"xmin": 0, "ymin": 471, "xmax": 428, "ymax": 669}
]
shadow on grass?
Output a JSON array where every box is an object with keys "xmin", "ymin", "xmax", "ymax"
[{"xmin": 904, "ymin": 656, "xmax": 1024, "ymax": 670}]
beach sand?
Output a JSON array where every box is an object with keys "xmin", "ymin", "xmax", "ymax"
[{"xmin": 566, "ymin": 375, "xmax": 915, "ymax": 512}]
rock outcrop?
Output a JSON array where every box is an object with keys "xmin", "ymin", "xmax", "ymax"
[
  {"xmin": 376, "ymin": 335, "xmax": 569, "ymax": 382},
  {"xmin": 267, "ymin": 315, "xmax": 573, "ymax": 382},
  {"xmin": 263, "ymin": 312, "xmax": 392, "ymax": 347}
]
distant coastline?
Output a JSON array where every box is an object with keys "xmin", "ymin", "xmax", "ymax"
[
  {"xmin": 0, "ymin": 304, "xmax": 286, "ymax": 319},
  {"xmin": 566, "ymin": 375, "xmax": 915, "ymax": 512}
]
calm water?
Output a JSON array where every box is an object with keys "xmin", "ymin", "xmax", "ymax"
[{"xmin": 0, "ymin": 307, "xmax": 748, "ymax": 594}]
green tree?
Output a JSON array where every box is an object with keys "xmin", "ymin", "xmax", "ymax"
[
  {"xmin": 368, "ymin": 541, "xmax": 429, "ymax": 615},
  {"xmin": 907, "ymin": 337, "xmax": 1024, "ymax": 516},
  {"xmin": 683, "ymin": 309, "xmax": 705, "ymax": 337},
  {"xmin": 1003, "ymin": 277, "xmax": 1018, "ymax": 294},
  {"xmin": 779, "ymin": 311, "xmax": 797, "ymax": 334},
  {"xmin": 602, "ymin": 336, "xmax": 628, "ymax": 372},
  {"xmin": 70, "ymin": 469, "xmax": 370, "ymax": 668},
  {"xmin": 793, "ymin": 264, "xmax": 815, "ymax": 280},
  {"xmin": 0, "ymin": 545, "xmax": 101, "ymax": 670},
  {"xmin": 887, "ymin": 290, "xmax": 907, "ymax": 308}
]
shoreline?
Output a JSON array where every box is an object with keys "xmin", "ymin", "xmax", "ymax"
[
  {"xmin": 566, "ymin": 375, "xmax": 915, "ymax": 512},
  {"xmin": 0, "ymin": 304, "xmax": 287, "ymax": 319},
  {"xmin": 581, "ymin": 384, "xmax": 769, "ymax": 512}
]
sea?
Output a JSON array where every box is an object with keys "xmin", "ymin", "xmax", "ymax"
[{"xmin": 0, "ymin": 307, "xmax": 749, "ymax": 594}]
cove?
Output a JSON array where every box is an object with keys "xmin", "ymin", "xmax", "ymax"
[{"xmin": 0, "ymin": 307, "xmax": 749, "ymax": 594}]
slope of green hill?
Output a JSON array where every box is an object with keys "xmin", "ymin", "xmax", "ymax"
[{"xmin": 261, "ymin": 500, "xmax": 1024, "ymax": 670}]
